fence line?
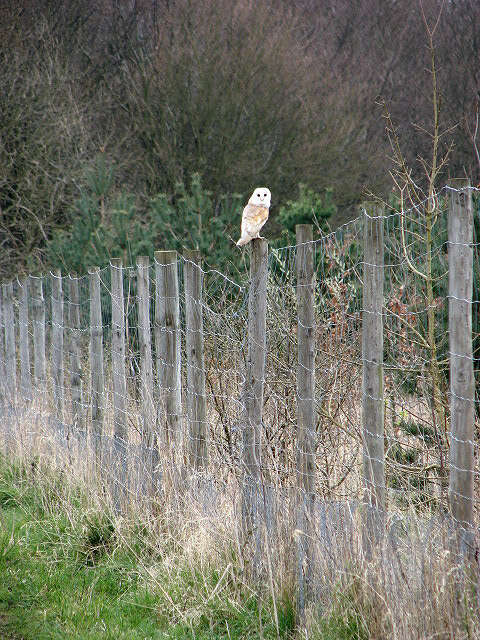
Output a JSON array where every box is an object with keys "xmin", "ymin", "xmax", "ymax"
[{"xmin": 0, "ymin": 183, "xmax": 479, "ymax": 617}]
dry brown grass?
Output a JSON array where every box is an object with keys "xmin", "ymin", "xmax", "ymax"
[{"xmin": 2, "ymin": 391, "xmax": 479, "ymax": 639}]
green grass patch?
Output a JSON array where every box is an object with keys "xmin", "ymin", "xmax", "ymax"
[{"xmin": 0, "ymin": 455, "xmax": 294, "ymax": 639}]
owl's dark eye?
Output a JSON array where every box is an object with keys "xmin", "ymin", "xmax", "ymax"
[{"xmin": 264, "ymin": 193, "xmax": 267, "ymax": 197}]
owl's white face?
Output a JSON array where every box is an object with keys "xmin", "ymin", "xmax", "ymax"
[{"xmin": 249, "ymin": 187, "xmax": 271, "ymax": 208}]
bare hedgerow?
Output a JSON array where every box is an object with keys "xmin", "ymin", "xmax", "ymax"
[
  {"xmin": 115, "ymin": 0, "xmax": 376, "ymax": 207},
  {"xmin": 0, "ymin": 7, "xmax": 102, "ymax": 277}
]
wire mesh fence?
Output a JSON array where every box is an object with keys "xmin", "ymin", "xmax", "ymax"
[{"xmin": 0, "ymin": 183, "xmax": 479, "ymax": 622}]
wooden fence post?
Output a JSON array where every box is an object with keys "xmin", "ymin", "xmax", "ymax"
[
  {"xmin": 3, "ymin": 282, "xmax": 16, "ymax": 403},
  {"xmin": 0, "ymin": 287, "xmax": 5, "ymax": 407},
  {"xmin": 137, "ymin": 257, "xmax": 155, "ymax": 442},
  {"xmin": 31, "ymin": 276, "xmax": 46, "ymax": 389},
  {"xmin": 448, "ymin": 179, "xmax": 475, "ymax": 558},
  {"xmin": 295, "ymin": 224, "xmax": 316, "ymax": 616},
  {"xmin": 242, "ymin": 238, "xmax": 268, "ymax": 547},
  {"xmin": 89, "ymin": 267, "xmax": 104, "ymax": 462},
  {"xmin": 68, "ymin": 277, "xmax": 83, "ymax": 430},
  {"xmin": 137, "ymin": 256, "xmax": 158, "ymax": 489},
  {"xmin": 51, "ymin": 271, "xmax": 64, "ymax": 420},
  {"xmin": 18, "ymin": 278, "xmax": 32, "ymax": 401},
  {"xmin": 155, "ymin": 251, "xmax": 182, "ymax": 452},
  {"xmin": 111, "ymin": 258, "xmax": 128, "ymax": 506},
  {"xmin": 183, "ymin": 249, "xmax": 208, "ymax": 470},
  {"xmin": 362, "ymin": 203, "xmax": 385, "ymax": 556}
]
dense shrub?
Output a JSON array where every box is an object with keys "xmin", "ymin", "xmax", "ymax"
[
  {"xmin": 276, "ymin": 185, "xmax": 336, "ymax": 243},
  {"xmin": 46, "ymin": 166, "xmax": 243, "ymax": 274}
]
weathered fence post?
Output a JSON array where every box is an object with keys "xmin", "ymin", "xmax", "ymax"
[
  {"xmin": 448, "ymin": 179, "xmax": 475, "ymax": 559},
  {"xmin": 183, "ymin": 249, "xmax": 208, "ymax": 470},
  {"xmin": 0, "ymin": 287, "xmax": 5, "ymax": 407},
  {"xmin": 2, "ymin": 282, "xmax": 15, "ymax": 453},
  {"xmin": 18, "ymin": 278, "xmax": 32, "ymax": 401},
  {"xmin": 89, "ymin": 267, "xmax": 104, "ymax": 463},
  {"xmin": 3, "ymin": 282, "xmax": 16, "ymax": 404},
  {"xmin": 137, "ymin": 256, "xmax": 158, "ymax": 489},
  {"xmin": 242, "ymin": 238, "xmax": 268, "ymax": 553},
  {"xmin": 31, "ymin": 276, "xmax": 46, "ymax": 390},
  {"xmin": 51, "ymin": 271, "xmax": 64, "ymax": 420},
  {"xmin": 155, "ymin": 251, "xmax": 182, "ymax": 452},
  {"xmin": 68, "ymin": 277, "xmax": 83, "ymax": 431},
  {"xmin": 362, "ymin": 203, "xmax": 385, "ymax": 556},
  {"xmin": 137, "ymin": 257, "xmax": 155, "ymax": 441},
  {"xmin": 111, "ymin": 258, "xmax": 128, "ymax": 507},
  {"xmin": 295, "ymin": 224, "xmax": 316, "ymax": 617}
]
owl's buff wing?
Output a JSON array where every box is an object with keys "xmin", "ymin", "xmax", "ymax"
[{"xmin": 236, "ymin": 204, "xmax": 269, "ymax": 246}]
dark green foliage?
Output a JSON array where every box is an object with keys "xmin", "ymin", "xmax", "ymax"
[
  {"xmin": 398, "ymin": 419, "xmax": 436, "ymax": 446},
  {"xmin": 45, "ymin": 166, "xmax": 243, "ymax": 275},
  {"xmin": 149, "ymin": 173, "xmax": 243, "ymax": 273},
  {"xmin": 83, "ymin": 513, "xmax": 116, "ymax": 566},
  {"xmin": 0, "ymin": 487, "xmax": 18, "ymax": 508},
  {"xmin": 46, "ymin": 156, "xmax": 147, "ymax": 272},
  {"xmin": 276, "ymin": 185, "xmax": 336, "ymax": 242},
  {"xmin": 386, "ymin": 419, "xmax": 438, "ymax": 508},
  {"xmin": 388, "ymin": 443, "xmax": 418, "ymax": 466},
  {"xmin": 270, "ymin": 184, "xmax": 338, "ymax": 314},
  {"xmin": 395, "ymin": 372, "xmax": 419, "ymax": 397},
  {"xmin": 276, "ymin": 592, "xmax": 296, "ymax": 636}
]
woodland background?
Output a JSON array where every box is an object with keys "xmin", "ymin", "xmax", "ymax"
[{"xmin": 1, "ymin": 0, "xmax": 479, "ymax": 278}]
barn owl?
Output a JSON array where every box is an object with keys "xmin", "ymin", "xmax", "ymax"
[{"xmin": 236, "ymin": 187, "xmax": 271, "ymax": 247}]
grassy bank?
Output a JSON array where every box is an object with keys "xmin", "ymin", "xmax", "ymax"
[
  {"xmin": 1, "ymin": 445, "xmax": 478, "ymax": 640},
  {"xmin": 0, "ymin": 455, "xmax": 297, "ymax": 640}
]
